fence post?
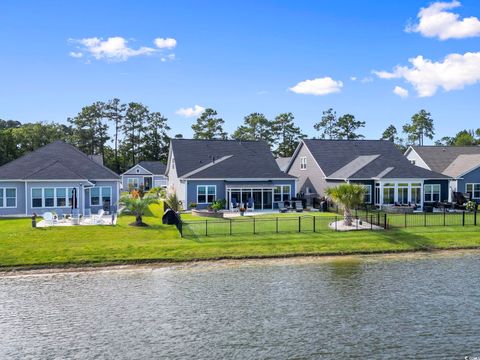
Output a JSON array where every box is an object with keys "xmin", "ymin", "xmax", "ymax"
[
  {"xmin": 229, "ymin": 218, "xmax": 232, "ymax": 236},
  {"xmin": 463, "ymin": 211, "xmax": 465, "ymax": 226},
  {"xmin": 276, "ymin": 217, "xmax": 279, "ymax": 233},
  {"xmin": 377, "ymin": 212, "xmax": 380, "ymax": 226},
  {"xmin": 205, "ymin": 219, "xmax": 208, "ymax": 236},
  {"xmin": 298, "ymin": 216, "xmax": 301, "ymax": 233},
  {"xmin": 370, "ymin": 214, "xmax": 373, "ymax": 230},
  {"xmin": 444, "ymin": 210, "xmax": 446, "ymax": 226},
  {"xmin": 253, "ymin": 217, "xmax": 256, "ymax": 235},
  {"xmin": 475, "ymin": 210, "xmax": 477, "ymax": 226},
  {"xmin": 384, "ymin": 213, "xmax": 387, "ymax": 230},
  {"xmin": 335, "ymin": 216, "xmax": 338, "ymax": 231},
  {"xmin": 313, "ymin": 216, "xmax": 316, "ymax": 232},
  {"xmin": 404, "ymin": 212, "xmax": 407, "ymax": 228},
  {"xmin": 424, "ymin": 212, "xmax": 427, "ymax": 227}
]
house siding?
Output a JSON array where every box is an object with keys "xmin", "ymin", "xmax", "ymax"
[
  {"xmin": 424, "ymin": 179, "xmax": 449, "ymax": 203},
  {"xmin": 288, "ymin": 143, "xmax": 329, "ymax": 196},
  {"xmin": 186, "ymin": 179, "xmax": 297, "ymax": 210},
  {"xmin": 405, "ymin": 148, "xmax": 430, "ymax": 170},
  {"xmin": 0, "ymin": 181, "xmax": 26, "ymax": 216},
  {"xmin": 458, "ymin": 167, "xmax": 480, "ymax": 202},
  {"xmin": 85, "ymin": 181, "xmax": 121, "ymax": 214},
  {"xmin": 166, "ymin": 157, "xmax": 187, "ymax": 209}
]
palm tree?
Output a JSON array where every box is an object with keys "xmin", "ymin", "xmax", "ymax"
[
  {"xmin": 120, "ymin": 193, "xmax": 158, "ymax": 226},
  {"xmin": 325, "ymin": 183, "xmax": 366, "ymax": 226}
]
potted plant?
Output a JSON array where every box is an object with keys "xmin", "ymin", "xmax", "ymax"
[
  {"xmin": 466, "ymin": 200, "xmax": 477, "ymax": 212},
  {"xmin": 189, "ymin": 202, "xmax": 198, "ymax": 210},
  {"xmin": 211, "ymin": 199, "xmax": 225, "ymax": 213},
  {"xmin": 239, "ymin": 207, "xmax": 246, "ymax": 216}
]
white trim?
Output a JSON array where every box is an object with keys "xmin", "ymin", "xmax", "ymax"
[
  {"xmin": 404, "ymin": 146, "xmax": 432, "ymax": 171},
  {"xmin": 362, "ymin": 184, "xmax": 372, "ymax": 204},
  {"xmin": 423, "ymin": 183, "xmax": 441, "ymax": 202},
  {"xmin": 300, "ymin": 156, "xmax": 307, "ymax": 170},
  {"xmin": 121, "ymin": 164, "xmax": 152, "ymax": 176},
  {"xmin": 196, "ymin": 185, "xmax": 216, "ymax": 204},
  {"xmin": 30, "ymin": 186, "xmax": 79, "ymax": 209}
]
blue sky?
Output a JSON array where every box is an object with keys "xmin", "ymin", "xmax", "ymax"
[{"xmin": 0, "ymin": 0, "xmax": 479, "ymax": 142}]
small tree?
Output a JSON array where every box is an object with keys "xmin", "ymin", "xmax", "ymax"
[
  {"xmin": 120, "ymin": 191, "xmax": 158, "ymax": 226},
  {"xmin": 325, "ymin": 184, "xmax": 366, "ymax": 226}
]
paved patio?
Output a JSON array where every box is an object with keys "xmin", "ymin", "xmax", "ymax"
[{"xmin": 36, "ymin": 215, "xmax": 116, "ymax": 228}]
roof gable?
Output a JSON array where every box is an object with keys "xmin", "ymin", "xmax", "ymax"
[
  {"xmin": 301, "ymin": 139, "xmax": 448, "ymax": 180},
  {"xmin": 411, "ymin": 146, "xmax": 480, "ymax": 173},
  {"xmin": 442, "ymin": 154, "xmax": 480, "ymax": 178},
  {"xmin": 170, "ymin": 139, "xmax": 294, "ymax": 179},
  {"xmin": 0, "ymin": 141, "xmax": 120, "ymax": 180},
  {"xmin": 138, "ymin": 161, "xmax": 167, "ymax": 175}
]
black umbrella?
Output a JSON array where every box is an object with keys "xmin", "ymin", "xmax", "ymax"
[{"xmin": 71, "ymin": 188, "xmax": 78, "ymax": 210}]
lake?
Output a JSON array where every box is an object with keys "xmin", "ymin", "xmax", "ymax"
[{"xmin": 1, "ymin": 252, "xmax": 480, "ymax": 359}]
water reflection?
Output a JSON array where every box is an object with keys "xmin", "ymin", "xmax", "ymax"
[{"xmin": 0, "ymin": 253, "xmax": 480, "ymax": 359}]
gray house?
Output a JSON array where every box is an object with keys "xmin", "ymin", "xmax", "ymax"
[
  {"xmin": 166, "ymin": 139, "xmax": 297, "ymax": 210},
  {"xmin": 286, "ymin": 139, "xmax": 449, "ymax": 208},
  {"xmin": 0, "ymin": 141, "xmax": 121, "ymax": 216},
  {"xmin": 122, "ymin": 161, "xmax": 167, "ymax": 191},
  {"xmin": 405, "ymin": 146, "xmax": 480, "ymax": 202}
]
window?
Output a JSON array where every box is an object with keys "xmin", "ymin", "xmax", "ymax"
[
  {"xmin": 362, "ymin": 185, "xmax": 372, "ymax": 203},
  {"xmin": 300, "ymin": 157, "xmax": 307, "ymax": 170},
  {"xmin": 424, "ymin": 184, "xmax": 441, "ymax": 202},
  {"xmin": 102, "ymin": 187, "xmax": 111, "ymax": 204},
  {"xmin": 127, "ymin": 178, "xmax": 139, "ymax": 189},
  {"xmin": 383, "ymin": 183, "xmax": 395, "ymax": 205},
  {"xmin": 197, "ymin": 185, "xmax": 216, "ymax": 203},
  {"xmin": 90, "ymin": 187, "xmax": 100, "ymax": 206},
  {"xmin": 56, "ymin": 188, "xmax": 67, "ymax": 207},
  {"xmin": 0, "ymin": 188, "xmax": 16, "ymax": 208},
  {"xmin": 274, "ymin": 185, "xmax": 291, "ymax": 202},
  {"xmin": 44, "ymin": 188, "xmax": 54, "ymax": 207},
  {"xmin": 32, "ymin": 188, "xmax": 43, "ymax": 208},
  {"xmin": 398, "ymin": 183, "xmax": 409, "ymax": 204},
  {"xmin": 466, "ymin": 184, "xmax": 480, "ymax": 199},
  {"xmin": 411, "ymin": 184, "xmax": 422, "ymax": 204}
]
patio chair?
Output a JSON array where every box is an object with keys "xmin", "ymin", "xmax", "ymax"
[
  {"xmin": 295, "ymin": 200, "xmax": 304, "ymax": 213},
  {"xmin": 42, "ymin": 212, "xmax": 54, "ymax": 226},
  {"xmin": 230, "ymin": 198, "xmax": 239, "ymax": 212},
  {"xmin": 91, "ymin": 209, "xmax": 105, "ymax": 224},
  {"xmin": 278, "ymin": 201, "xmax": 288, "ymax": 213},
  {"xmin": 247, "ymin": 198, "xmax": 254, "ymax": 212}
]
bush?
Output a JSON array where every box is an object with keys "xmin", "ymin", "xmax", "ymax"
[
  {"xmin": 466, "ymin": 201, "xmax": 477, "ymax": 212},
  {"xmin": 211, "ymin": 199, "xmax": 226, "ymax": 212},
  {"xmin": 189, "ymin": 202, "xmax": 198, "ymax": 209}
]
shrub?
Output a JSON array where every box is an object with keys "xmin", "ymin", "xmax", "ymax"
[
  {"xmin": 211, "ymin": 199, "xmax": 226, "ymax": 212},
  {"xmin": 466, "ymin": 201, "xmax": 477, "ymax": 212},
  {"xmin": 189, "ymin": 202, "xmax": 198, "ymax": 209}
]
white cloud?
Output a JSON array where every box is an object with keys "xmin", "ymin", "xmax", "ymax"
[
  {"xmin": 289, "ymin": 77, "xmax": 343, "ymax": 96},
  {"xmin": 360, "ymin": 76, "xmax": 374, "ymax": 83},
  {"xmin": 161, "ymin": 53, "xmax": 176, "ymax": 62},
  {"xmin": 393, "ymin": 86, "xmax": 409, "ymax": 98},
  {"xmin": 176, "ymin": 105, "xmax": 205, "ymax": 117},
  {"xmin": 406, "ymin": 1, "xmax": 480, "ymax": 40},
  {"xmin": 70, "ymin": 37, "xmax": 156, "ymax": 62},
  {"xmin": 350, "ymin": 76, "xmax": 357, "ymax": 81},
  {"xmin": 373, "ymin": 52, "xmax": 480, "ymax": 97},
  {"xmin": 69, "ymin": 51, "xmax": 83, "ymax": 58},
  {"xmin": 154, "ymin": 37, "xmax": 177, "ymax": 49}
]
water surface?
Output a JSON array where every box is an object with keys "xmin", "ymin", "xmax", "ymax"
[{"xmin": 1, "ymin": 252, "xmax": 479, "ymax": 359}]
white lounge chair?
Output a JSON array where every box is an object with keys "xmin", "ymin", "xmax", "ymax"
[
  {"xmin": 43, "ymin": 212, "xmax": 54, "ymax": 226},
  {"xmin": 91, "ymin": 209, "xmax": 105, "ymax": 224},
  {"xmin": 247, "ymin": 198, "xmax": 254, "ymax": 212}
]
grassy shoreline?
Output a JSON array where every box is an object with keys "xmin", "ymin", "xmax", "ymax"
[{"xmin": 2, "ymin": 207, "xmax": 480, "ymax": 271}]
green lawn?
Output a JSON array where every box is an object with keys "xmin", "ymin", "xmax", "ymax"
[{"xmin": 1, "ymin": 207, "xmax": 480, "ymax": 269}]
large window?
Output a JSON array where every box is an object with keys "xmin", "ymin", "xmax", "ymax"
[
  {"xmin": 0, "ymin": 188, "xmax": 16, "ymax": 208},
  {"xmin": 127, "ymin": 178, "xmax": 139, "ymax": 189},
  {"xmin": 197, "ymin": 185, "xmax": 216, "ymax": 204},
  {"xmin": 300, "ymin": 157, "xmax": 307, "ymax": 170},
  {"xmin": 32, "ymin": 187, "xmax": 76, "ymax": 208},
  {"xmin": 383, "ymin": 183, "xmax": 395, "ymax": 205},
  {"xmin": 90, "ymin": 187, "xmax": 111, "ymax": 206},
  {"xmin": 398, "ymin": 183, "xmax": 409, "ymax": 204},
  {"xmin": 466, "ymin": 184, "xmax": 480, "ymax": 199},
  {"xmin": 424, "ymin": 184, "xmax": 440, "ymax": 202},
  {"xmin": 363, "ymin": 185, "xmax": 372, "ymax": 203},
  {"xmin": 411, "ymin": 183, "xmax": 422, "ymax": 204},
  {"xmin": 274, "ymin": 185, "xmax": 291, "ymax": 202}
]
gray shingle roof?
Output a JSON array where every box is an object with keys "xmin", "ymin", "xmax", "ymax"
[
  {"xmin": 171, "ymin": 139, "xmax": 293, "ymax": 179},
  {"xmin": 275, "ymin": 157, "xmax": 292, "ymax": 172},
  {"xmin": 302, "ymin": 139, "xmax": 448, "ymax": 180},
  {"xmin": 442, "ymin": 154, "xmax": 480, "ymax": 178},
  {"xmin": 0, "ymin": 141, "xmax": 120, "ymax": 180},
  {"xmin": 411, "ymin": 146, "xmax": 480, "ymax": 173},
  {"xmin": 138, "ymin": 161, "xmax": 166, "ymax": 175}
]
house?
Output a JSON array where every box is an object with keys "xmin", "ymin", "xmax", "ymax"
[
  {"xmin": 286, "ymin": 139, "xmax": 449, "ymax": 209},
  {"xmin": 122, "ymin": 161, "xmax": 167, "ymax": 191},
  {"xmin": 405, "ymin": 146, "xmax": 480, "ymax": 202},
  {"xmin": 0, "ymin": 141, "xmax": 121, "ymax": 216},
  {"xmin": 275, "ymin": 157, "xmax": 292, "ymax": 172},
  {"xmin": 166, "ymin": 139, "xmax": 297, "ymax": 210}
]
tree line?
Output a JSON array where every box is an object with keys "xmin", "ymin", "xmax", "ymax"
[{"xmin": 1, "ymin": 102, "xmax": 479, "ymax": 173}]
